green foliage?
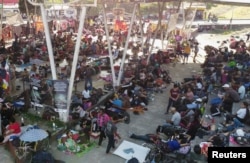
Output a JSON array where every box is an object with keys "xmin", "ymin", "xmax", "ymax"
[
  {"xmin": 23, "ymin": 112, "xmax": 65, "ymax": 128},
  {"xmin": 23, "ymin": 112, "xmax": 42, "ymax": 124},
  {"xmin": 46, "ymin": 119, "xmax": 65, "ymax": 128},
  {"xmin": 206, "ymin": 3, "xmax": 217, "ymax": 10}
]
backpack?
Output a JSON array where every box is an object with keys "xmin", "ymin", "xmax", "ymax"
[
  {"xmin": 127, "ymin": 157, "xmax": 139, "ymax": 163},
  {"xmin": 105, "ymin": 121, "xmax": 114, "ymax": 136}
]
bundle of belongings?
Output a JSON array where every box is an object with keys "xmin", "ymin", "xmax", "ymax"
[{"xmin": 230, "ymin": 128, "xmax": 250, "ymax": 145}]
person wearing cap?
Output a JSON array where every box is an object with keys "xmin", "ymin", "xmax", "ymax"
[{"xmin": 221, "ymin": 83, "xmax": 240, "ymax": 113}]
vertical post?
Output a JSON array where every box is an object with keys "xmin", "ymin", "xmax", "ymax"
[
  {"xmin": 230, "ymin": 7, "xmax": 234, "ymax": 30},
  {"xmin": 40, "ymin": 4, "xmax": 57, "ymax": 80},
  {"xmin": 0, "ymin": 1, "xmax": 3, "ymax": 40},
  {"xmin": 117, "ymin": 3, "xmax": 137, "ymax": 86},
  {"xmin": 102, "ymin": 4, "xmax": 116, "ymax": 87},
  {"xmin": 64, "ymin": 7, "xmax": 86, "ymax": 123},
  {"xmin": 186, "ymin": 8, "xmax": 197, "ymax": 40},
  {"xmin": 137, "ymin": 4, "xmax": 144, "ymax": 49}
]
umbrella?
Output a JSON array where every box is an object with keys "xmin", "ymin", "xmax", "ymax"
[
  {"xmin": 20, "ymin": 129, "xmax": 48, "ymax": 142},
  {"xmin": 30, "ymin": 59, "xmax": 45, "ymax": 65}
]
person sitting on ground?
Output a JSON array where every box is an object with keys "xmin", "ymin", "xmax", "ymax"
[
  {"xmin": 82, "ymin": 87, "xmax": 91, "ymax": 100},
  {"xmin": 192, "ymin": 145, "xmax": 207, "ymax": 162},
  {"xmin": 129, "ymin": 132, "xmax": 161, "ymax": 143},
  {"xmin": 62, "ymin": 131, "xmax": 80, "ymax": 153},
  {"xmin": 0, "ymin": 117, "xmax": 21, "ymax": 145},
  {"xmin": 183, "ymin": 87, "xmax": 195, "ymax": 105},
  {"xmin": 221, "ymin": 83, "xmax": 240, "ymax": 113},
  {"xmin": 224, "ymin": 101, "xmax": 249, "ymax": 125},
  {"xmin": 0, "ymin": 104, "xmax": 14, "ymax": 127},
  {"xmin": 164, "ymin": 107, "xmax": 181, "ymax": 126},
  {"xmin": 185, "ymin": 111, "xmax": 202, "ymax": 142},
  {"xmin": 109, "ymin": 94, "xmax": 123, "ymax": 108}
]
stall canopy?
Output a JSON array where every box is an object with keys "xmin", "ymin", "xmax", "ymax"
[{"xmin": 5, "ymin": 13, "xmax": 24, "ymax": 25}]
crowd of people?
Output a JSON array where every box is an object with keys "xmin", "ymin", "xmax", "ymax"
[{"xmin": 0, "ymin": 13, "xmax": 250, "ymax": 162}]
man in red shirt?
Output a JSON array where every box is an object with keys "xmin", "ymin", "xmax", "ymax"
[
  {"xmin": 1, "ymin": 117, "xmax": 21, "ymax": 144},
  {"xmin": 165, "ymin": 84, "xmax": 180, "ymax": 114}
]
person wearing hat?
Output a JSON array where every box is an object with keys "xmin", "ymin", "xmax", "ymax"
[{"xmin": 221, "ymin": 83, "xmax": 240, "ymax": 113}]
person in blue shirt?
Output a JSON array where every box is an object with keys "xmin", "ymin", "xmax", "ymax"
[{"xmin": 109, "ymin": 95, "xmax": 123, "ymax": 108}]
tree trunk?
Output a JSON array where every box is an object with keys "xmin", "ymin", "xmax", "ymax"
[{"xmin": 24, "ymin": 0, "xmax": 31, "ymax": 36}]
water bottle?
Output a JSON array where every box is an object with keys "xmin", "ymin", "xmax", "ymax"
[
  {"xmin": 21, "ymin": 117, "xmax": 24, "ymax": 126},
  {"xmin": 52, "ymin": 122, "xmax": 56, "ymax": 131}
]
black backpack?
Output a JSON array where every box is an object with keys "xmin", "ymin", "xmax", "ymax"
[{"xmin": 127, "ymin": 157, "xmax": 139, "ymax": 163}]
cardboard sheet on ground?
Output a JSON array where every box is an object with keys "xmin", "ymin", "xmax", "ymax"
[{"xmin": 113, "ymin": 140, "xmax": 150, "ymax": 162}]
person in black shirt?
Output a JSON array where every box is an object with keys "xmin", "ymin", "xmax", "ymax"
[
  {"xmin": 80, "ymin": 118, "xmax": 92, "ymax": 141},
  {"xmin": 1, "ymin": 105, "xmax": 14, "ymax": 128}
]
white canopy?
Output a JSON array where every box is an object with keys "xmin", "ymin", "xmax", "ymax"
[{"xmin": 6, "ymin": 13, "xmax": 24, "ymax": 26}]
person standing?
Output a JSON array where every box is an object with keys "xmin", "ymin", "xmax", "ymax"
[
  {"xmin": 182, "ymin": 43, "xmax": 191, "ymax": 64},
  {"xmin": 238, "ymin": 82, "xmax": 246, "ymax": 100},
  {"xmin": 97, "ymin": 108, "xmax": 110, "ymax": 147},
  {"xmin": 165, "ymin": 84, "xmax": 180, "ymax": 114},
  {"xmin": 246, "ymin": 33, "xmax": 250, "ymax": 42},
  {"xmin": 222, "ymin": 84, "xmax": 240, "ymax": 113},
  {"xmin": 193, "ymin": 42, "xmax": 199, "ymax": 63},
  {"xmin": 9, "ymin": 63, "xmax": 16, "ymax": 93},
  {"xmin": 105, "ymin": 116, "xmax": 121, "ymax": 154},
  {"xmin": 84, "ymin": 65, "xmax": 93, "ymax": 90}
]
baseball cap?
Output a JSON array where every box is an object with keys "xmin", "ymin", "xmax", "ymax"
[{"xmin": 222, "ymin": 84, "xmax": 230, "ymax": 88}]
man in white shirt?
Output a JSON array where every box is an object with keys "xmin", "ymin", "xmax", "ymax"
[
  {"xmin": 82, "ymin": 88, "xmax": 91, "ymax": 99},
  {"xmin": 164, "ymin": 107, "xmax": 181, "ymax": 126}
]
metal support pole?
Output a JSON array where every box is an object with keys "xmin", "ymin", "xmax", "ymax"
[
  {"xmin": 40, "ymin": 4, "xmax": 57, "ymax": 80},
  {"xmin": 0, "ymin": 1, "xmax": 3, "ymax": 40},
  {"xmin": 102, "ymin": 4, "xmax": 117, "ymax": 87},
  {"xmin": 138, "ymin": 4, "xmax": 144, "ymax": 49},
  {"xmin": 64, "ymin": 7, "xmax": 86, "ymax": 122},
  {"xmin": 117, "ymin": 3, "xmax": 137, "ymax": 86}
]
